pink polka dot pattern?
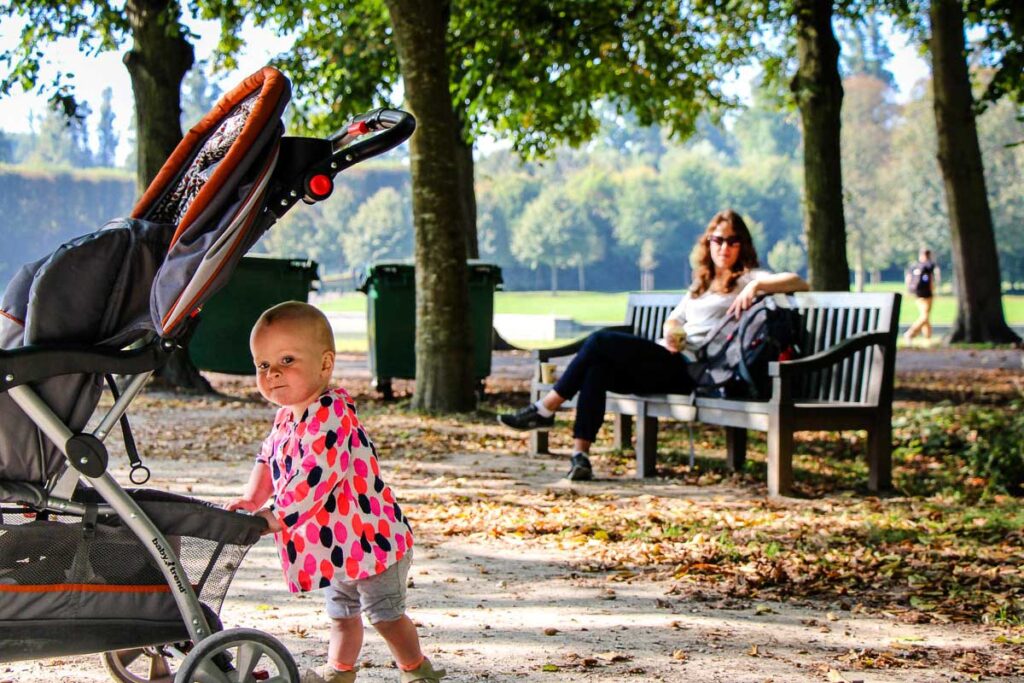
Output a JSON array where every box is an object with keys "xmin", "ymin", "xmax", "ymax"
[{"xmin": 256, "ymin": 387, "xmax": 413, "ymax": 593}]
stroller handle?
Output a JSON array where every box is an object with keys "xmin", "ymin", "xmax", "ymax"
[
  {"xmin": 269, "ymin": 108, "xmax": 416, "ymax": 216},
  {"xmin": 328, "ymin": 108, "xmax": 416, "ymax": 155}
]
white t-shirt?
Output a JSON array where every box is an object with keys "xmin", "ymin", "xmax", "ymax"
[{"xmin": 665, "ymin": 269, "xmax": 769, "ymax": 350}]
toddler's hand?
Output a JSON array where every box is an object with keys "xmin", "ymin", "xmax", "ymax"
[
  {"xmin": 255, "ymin": 508, "xmax": 283, "ymax": 535},
  {"xmin": 226, "ymin": 498, "xmax": 259, "ymax": 513}
]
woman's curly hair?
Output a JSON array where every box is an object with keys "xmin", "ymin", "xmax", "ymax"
[{"xmin": 689, "ymin": 209, "xmax": 759, "ymax": 298}]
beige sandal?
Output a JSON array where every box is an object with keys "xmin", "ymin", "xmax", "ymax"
[
  {"xmin": 399, "ymin": 658, "xmax": 446, "ymax": 683},
  {"xmin": 300, "ymin": 665, "xmax": 357, "ymax": 683}
]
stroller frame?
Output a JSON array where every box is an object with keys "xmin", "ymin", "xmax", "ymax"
[
  {"xmin": 0, "ymin": 67, "xmax": 414, "ymax": 681},
  {"xmin": 4, "ymin": 346, "xmax": 213, "ymax": 642}
]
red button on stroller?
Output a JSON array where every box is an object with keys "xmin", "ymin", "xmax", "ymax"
[{"xmin": 0, "ymin": 66, "xmax": 414, "ymax": 682}]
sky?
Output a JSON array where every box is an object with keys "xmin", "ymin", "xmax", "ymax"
[{"xmin": 0, "ymin": 14, "xmax": 931, "ymax": 165}]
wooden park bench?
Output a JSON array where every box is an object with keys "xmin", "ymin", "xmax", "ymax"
[{"xmin": 529, "ymin": 291, "xmax": 901, "ymax": 496}]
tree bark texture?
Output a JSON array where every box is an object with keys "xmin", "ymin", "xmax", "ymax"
[
  {"xmin": 125, "ymin": 0, "xmax": 210, "ymax": 391},
  {"xmin": 929, "ymin": 0, "xmax": 1020, "ymax": 343},
  {"xmin": 791, "ymin": 0, "xmax": 850, "ymax": 291},
  {"xmin": 124, "ymin": 0, "xmax": 194, "ymax": 190},
  {"xmin": 385, "ymin": 0, "xmax": 476, "ymax": 411},
  {"xmin": 454, "ymin": 136, "xmax": 479, "ymax": 259}
]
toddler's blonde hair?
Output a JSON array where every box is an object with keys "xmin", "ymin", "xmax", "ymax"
[{"xmin": 253, "ymin": 301, "xmax": 335, "ymax": 352}]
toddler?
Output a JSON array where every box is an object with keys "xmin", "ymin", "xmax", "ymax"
[{"xmin": 228, "ymin": 301, "xmax": 444, "ymax": 683}]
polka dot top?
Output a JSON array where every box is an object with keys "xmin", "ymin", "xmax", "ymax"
[{"xmin": 257, "ymin": 387, "xmax": 413, "ymax": 592}]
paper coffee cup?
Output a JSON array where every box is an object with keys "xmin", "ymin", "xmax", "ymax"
[
  {"xmin": 540, "ymin": 362, "xmax": 558, "ymax": 384},
  {"xmin": 668, "ymin": 329, "xmax": 687, "ymax": 350}
]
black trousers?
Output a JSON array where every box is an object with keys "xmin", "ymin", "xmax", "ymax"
[{"xmin": 551, "ymin": 330, "xmax": 695, "ymax": 442}]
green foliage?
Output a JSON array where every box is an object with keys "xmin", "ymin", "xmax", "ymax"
[
  {"xmin": 893, "ymin": 402, "xmax": 1024, "ymax": 497},
  {"xmin": 340, "ymin": 187, "xmax": 413, "ymax": 270},
  {"xmin": 256, "ymin": 166, "xmax": 412, "ymax": 275},
  {"xmin": 963, "ymin": 0, "xmax": 1024, "ymax": 111},
  {"xmin": 842, "ymin": 74, "xmax": 898, "ymax": 286},
  {"xmin": 510, "ymin": 182, "xmax": 601, "ymax": 291},
  {"xmin": 207, "ymin": 0, "xmax": 744, "ymax": 156},
  {"xmin": 0, "ymin": 4, "xmax": 129, "ymax": 104},
  {"xmin": 767, "ymin": 238, "xmax": 806, "ymax": 273}
]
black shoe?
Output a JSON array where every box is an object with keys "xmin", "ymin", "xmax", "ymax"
[
  {"xmin": 565, "ymin": 453, "xmax": 593, "ymax": 481},
  {"xmin": 497, "ymin": 404, "xmax": 555, "ymax": 431}
]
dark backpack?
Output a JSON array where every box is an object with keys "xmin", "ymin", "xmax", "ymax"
[
  {"xmin": 688, "ymin": 296, "xmax": 803, "ymax": 400},
  {"xmin": 907, "ymin": 262, "xmax": 935, "ymax": 298}
]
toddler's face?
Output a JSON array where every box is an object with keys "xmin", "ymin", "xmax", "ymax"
[{"xmin": 251, "ymin": 319, "xmax": 334, "ymax": 417}]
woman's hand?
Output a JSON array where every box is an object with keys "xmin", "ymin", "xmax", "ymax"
[
  {"xmin": 255, "ymin": 508, "xmax": 283, "ymax": 535},
  {"xmin": 727, "ymin": 280, "xmax": 761, "ymax": 318},
  {"xmin": 663, "ymin": 320, "xmax": 686, "ymax": 353}
]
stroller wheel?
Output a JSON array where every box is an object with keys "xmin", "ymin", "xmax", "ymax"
[
  {"xmin": 101, "ymin": 646, "xmax": 175, "ymax": 682},
  {"xmin": 175, "ymin": 628, "xmax": 298, "ymax": 683}
]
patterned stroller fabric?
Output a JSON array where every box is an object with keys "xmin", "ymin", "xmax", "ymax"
[{"xmin": 0, "ymin": 67, "xmax": 290, "ymax": 485}]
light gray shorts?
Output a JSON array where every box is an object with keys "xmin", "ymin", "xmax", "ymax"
[{"xmin": 323, "ymin": 551, "xmax": 412, "ymax": 624}]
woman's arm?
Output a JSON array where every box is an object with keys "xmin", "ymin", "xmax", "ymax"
[
  {"xmin": 754, "ymin": 272, "xmax": 810, "ymax": 294},
  {"xmin": 727, "ymin": 272, "xmax": 810, "ymax": 318}
]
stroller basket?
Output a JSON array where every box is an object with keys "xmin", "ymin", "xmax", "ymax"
[{"xmin": 0, "ymin": 489, "xmax": 264, "ymax": 662}]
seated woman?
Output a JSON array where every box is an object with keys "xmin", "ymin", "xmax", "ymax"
[{"xmin": 498, "ymin": 209, "xmax": 810, "ymax": 480}]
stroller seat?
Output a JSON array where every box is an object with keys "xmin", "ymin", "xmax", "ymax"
[{"xmin": 0, "ymin": 65, "xmax": 414, "ymax": 675}]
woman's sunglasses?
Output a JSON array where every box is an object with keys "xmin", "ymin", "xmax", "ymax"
[{"xmin": 709, "ymin": 235, "xmax": 742, "ymax": 247}]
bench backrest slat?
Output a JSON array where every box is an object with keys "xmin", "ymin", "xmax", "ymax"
[
  {"xmin": 621, "ymin": 290, "xmax": 900, "ymax": 405},
  {"xmin": 626, "ymin": 293, "xmax": 680, "ymax": 340}
]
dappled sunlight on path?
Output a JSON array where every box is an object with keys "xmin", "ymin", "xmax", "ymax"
[{"xmin": 4, "ymin": 376, "xmax": 1022, "ymax": 681}]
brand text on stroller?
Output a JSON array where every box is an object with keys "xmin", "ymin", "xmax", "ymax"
[{"xmin": 152, "ymin": 538, "xmax": 187, "ymax": 593}]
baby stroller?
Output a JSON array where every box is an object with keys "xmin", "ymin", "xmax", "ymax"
[{"xmin": 0, "ymin": 66, "xmax": 414, "ymax": 682}]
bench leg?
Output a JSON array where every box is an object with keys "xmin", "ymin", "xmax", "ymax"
[
  {"xmin": 867, "ymin": 421, "xmax": 892, "ymax": 492},
  {"xmin": 636, "ymin": 410, "xmax": 658, "ymax": 478},
  {"xmin": 766, "ymin": 419, "xmax": 794, "ymax": 497},
  {"xmin": 529, "ymin": 430, "xmax": 550, "ymax": 456},
  {"xmin": 725, "ymin": 428, "xmax": 747, "ymax": 472},
  {"xmin": 613, "ymin": 414, "xmax": 632, "ymax": 451}
]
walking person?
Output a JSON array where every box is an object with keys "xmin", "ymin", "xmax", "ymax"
[
  {"xmin": 497, "ymin": 209, "xmax": 809, "ymax": 480},
  {"xmin": 904, "ymin": 248, "xmax": 940, "ymax": 344}
]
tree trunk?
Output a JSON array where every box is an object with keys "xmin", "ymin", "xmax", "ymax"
[
  {"xmin": 854, "ymin": 240, "xmax": 865, "ymax": 292},
  {"xmin": 577, "ymin": 262, "xmax": 585, "ymax": 290},
  {"xmin": 124, "ymin": 0, "xmax": 193, "ymax": 190},
  {"xmin": 386, "ymin": 0, "xmax": 476, "ymax": 411},
  {"xmin": 454, "ymin": 135, "xmax": 479, "ymax": 259},
  {"xmin": 550, "ymin": 266, "xmax": 558, "ymax": 294},
  {"xmin": 791, "ymin": 0, "xmax": 850, "ymax": 291},
  {"xmin": 125, "ymin": 0, "xmax": 210, "ymax": 391},
  {"xmin": 929, "ymin": 0, "xmax": 1020, "ymax": 343}
]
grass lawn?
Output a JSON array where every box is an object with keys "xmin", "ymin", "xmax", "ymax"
[{"xmin": 321, "ymin": 287, "xmax": 1024, "ymax": 326}]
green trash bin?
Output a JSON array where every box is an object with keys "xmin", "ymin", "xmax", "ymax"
[
  {"xmin": 189, "ymin": 256, "xmax": 320, "ymax": 374},
  {"xmin": 358, "ymin": 261, "xmax": 503, "ymax": 398}
]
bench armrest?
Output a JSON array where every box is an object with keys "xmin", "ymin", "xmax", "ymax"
[
  {"xmin": 769, "ymin": 330, "xmax": 893, "ymax": 377},
  {"xmin": 531, "ymin": 325, "xmax": 633, "ymax": 362}
]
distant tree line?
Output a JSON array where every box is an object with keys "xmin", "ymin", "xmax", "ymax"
[
  {"xmin": 4, "ymin": 71, "xmax": 1023, "ymax": 294},
  {"xmin": 263, "ymin": 72, "xmax": 1024, "ymax": 294},
  {"xmin": 0, "ymin": 166, "xmax": 137, "ymax": 284}
]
